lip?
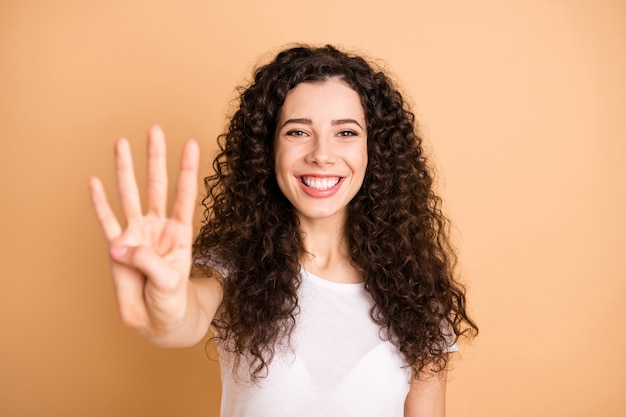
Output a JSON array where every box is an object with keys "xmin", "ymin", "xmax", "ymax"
[{"xmin": 297, "ymin": 175, "xmax": 345, "ymax": 198}]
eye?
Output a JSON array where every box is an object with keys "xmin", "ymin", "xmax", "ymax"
[
  {"xmin": 285, "ymin": 129, "xmax": 309, "ymax": 137},
  {"xmin": 337, "ymin": 130, "xmax": 358, "ymax": 137}
]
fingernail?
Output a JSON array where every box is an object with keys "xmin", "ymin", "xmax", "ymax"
[{"xmin": 110, "ymin": 245, "xmax": 128, "ymax": 258}]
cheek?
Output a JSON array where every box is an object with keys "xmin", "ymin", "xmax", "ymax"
[
  {"xmin": 274, "ymin": 148, "xmax": 287, "ymax": 178},
  {"xmin": 353, "ymin": 146, "xmax": 368, "ymax": 176},
  {"xmin": 354, "ymin": 151, "xmax": 369, "ymax": 190},
  {"xmin": 273, "ymin": 148, "xmax": 293, "ymax": 193}
]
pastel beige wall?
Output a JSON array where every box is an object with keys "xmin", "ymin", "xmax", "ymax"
[{"xmin": 1, "ymin": 1, "xmax": 624, "ymax": 416}]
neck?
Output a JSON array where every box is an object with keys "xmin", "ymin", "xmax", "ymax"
[
  {"xmin": 300, "ymin": 219, "xmax": 347, "ymax": 266},
  {"xmin": 297, "ymin": 215, "xmax": 362, "ymax": 283}
]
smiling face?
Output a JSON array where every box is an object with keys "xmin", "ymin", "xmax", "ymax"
[{"xmin": 274, "ymin": 78, "xmax": 368, "ymax": 226}]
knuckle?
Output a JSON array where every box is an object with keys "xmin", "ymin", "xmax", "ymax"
[
  {"xmin": 157, "ymin": 273, "xmax": 181, "ymax": 292},
  {"xmin": 127, "ymin": 245, "xmax": 148, "ymax": 265}
]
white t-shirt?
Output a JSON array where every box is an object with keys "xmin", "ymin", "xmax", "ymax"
[{"xmin": 217, "ymin": 268, "xmax": 420, "ymax": 417}]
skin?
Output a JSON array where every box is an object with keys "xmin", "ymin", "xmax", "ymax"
[
  {"xmin": 88, "ymin": 126, "xmax": 221, "ymax": 347},
  {"xmin": 89, "ymin": 84, "xmax": 448, "ymax": 414},
  {"xmin": 274, "ymin": 79, "xmax": 448, "ymax": 414},
  {"xmin": 274, "ymin": 78, "xmax": 368, "ymax": 283},
  {"xmin": 405, "ymin": 368, "xmax": 448, "ymax": 417}
]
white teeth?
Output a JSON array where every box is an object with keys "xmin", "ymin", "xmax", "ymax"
[{"xmin": 302, "ymin": 176, "xmax": 340, "ymax": 190}]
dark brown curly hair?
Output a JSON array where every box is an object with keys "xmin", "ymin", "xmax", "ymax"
[{"xmin": 193, "ymin": 44, "xmax": 478, "ymax": 380}]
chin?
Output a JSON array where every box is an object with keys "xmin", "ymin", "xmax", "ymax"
[{"xmin": 296, "ymin": 206, "xmax": 346, "ymax": 222}]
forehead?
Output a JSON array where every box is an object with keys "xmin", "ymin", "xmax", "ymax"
[{"xmin": 279, "ymin": 78, "xmax": 365, "ymax": 120}]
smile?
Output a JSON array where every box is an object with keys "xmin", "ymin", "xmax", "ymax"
[{"xmin": 301, "ymin": 176, "xmax": 341, "ymax": 191}]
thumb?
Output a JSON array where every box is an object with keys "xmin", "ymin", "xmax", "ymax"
[
  {"xmin": 110, "ymin": 245, "xmax": 131, "ymax": 260},
  {"xmin": 109, "ymin": 245, "xmax": 180, "ymax": 290},
  {"xmin": 110, "ymin": 244, "xmax": 158, "ymax": 268}
]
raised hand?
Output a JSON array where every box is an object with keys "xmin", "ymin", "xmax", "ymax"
[{"xmin": 89, "ymin": 126, "xmax": 203, "ymax": 342}]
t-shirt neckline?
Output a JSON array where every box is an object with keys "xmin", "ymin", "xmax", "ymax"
[{"xmin": 300, "ymin": 267, "xmax": 364, "ymax": 291}]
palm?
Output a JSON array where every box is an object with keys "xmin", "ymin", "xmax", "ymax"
[
  {"xmin": 119, "ymin": 214, "xmax": 191, "ymax": 265},
  {"xmin": 89, "ymin": 126, "xmax": 199, "ymax": 335}
]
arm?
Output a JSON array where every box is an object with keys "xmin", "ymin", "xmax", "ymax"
[
  {"xmin": 404, "ymin": 366, "xmax": 448, "ymax": 417},
  {"xmin": 88, "ymin": 126, "xmax": 221, "ymax": 347}
]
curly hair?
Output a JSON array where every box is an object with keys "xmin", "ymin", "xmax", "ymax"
[{"xmin": 193, "ymin": 44, "xmax": 478, "ymax": 380}]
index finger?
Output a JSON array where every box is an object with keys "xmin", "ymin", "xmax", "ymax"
[{"xmin": 170, "ymin": 139, "xmax": 199, "ymax": 224}]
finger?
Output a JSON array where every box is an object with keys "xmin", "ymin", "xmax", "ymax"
[
  {"xmin": 171, "ymin": 139, "xmax": 199, "ymax": 224},
  {"xmin": 146, "ymin": 125, "xmax": 168, "ymax": 217},
  {"xmin": 109, "ymin": 261, "xmax": 150, "ymax": 330},
  {"xmin": 115, "ymin": 138, "xmax": 143, "ymax": 221},
  {"xmin": 88, "ymin": 176, "xmax": 123, "ymax": 240},
  {"xmin": 111, "ymin": 262, "xmax": 150, "ymax": 330},
  {"xmin": 110, "ymin": 245, "xmax": 181, "ymax": 292},
  {"xmin": 110, "ymin": 245, "xmax": 187, "ymax": 333}
]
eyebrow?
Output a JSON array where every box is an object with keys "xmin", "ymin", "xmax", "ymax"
[{"xmin": 279, "ymin": 118, "xmax": 364, "ymax": 130}]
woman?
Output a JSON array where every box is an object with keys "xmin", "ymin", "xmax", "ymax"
[{"xmin": 89, "ymin": 44, "xmax": 477, "ymax": 417}]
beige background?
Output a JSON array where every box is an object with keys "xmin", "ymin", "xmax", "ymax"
[{"xmin": 1, "ymin": 0, "xmax": 625, "ymax": 416}]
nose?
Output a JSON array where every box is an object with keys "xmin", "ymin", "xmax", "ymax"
[{"xmin": 306, "ymin": 135, "xmax": 335, "ymax": 165}]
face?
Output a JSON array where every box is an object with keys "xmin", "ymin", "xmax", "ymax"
[{"xmin": 274, "ymin": 78, "xmax": 368, "ymax": 225}]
